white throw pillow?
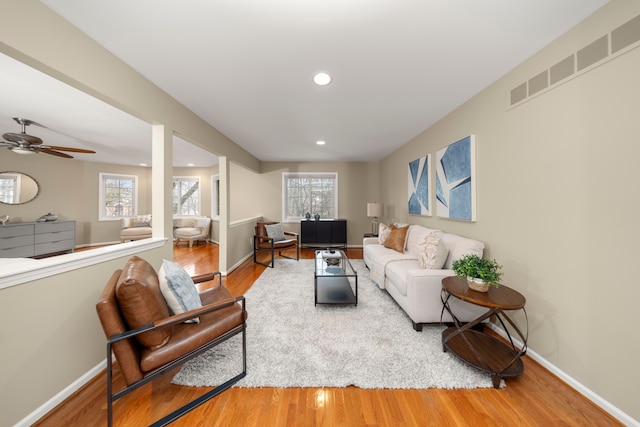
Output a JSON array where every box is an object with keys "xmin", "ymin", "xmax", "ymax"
[
  {"xmin": 417, "ymin": 232, "xmax": 449, "ymax": 269},
  {"xmin": 378, "ymin": 223, "xmax": 391, "ymax": 244},
  {"xmin": 265, "ymin": 223, "xmax": 286, "ymax": 241},
  {"xmin": 159, "ymin": 259, "xmax": 202, "ymax": 323}
]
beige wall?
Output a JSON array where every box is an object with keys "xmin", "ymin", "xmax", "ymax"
[
  {"xmin": 0, "ymin": 154, "xmax": 154, "ymax": 245},
  {"xmin": 380, "ymin": 0, "xmax": 640, "ymax": 421},
  {"xmin": 260, "ymin": 161, "xmax": 381, "ymax": 243},
  {"xmin": 0, "ymin": 1, "xmax": 260, "ymax": 425},
  {"xmin": 1, "ymin": 0, "xmax": 639, "ymax": 424},
  {"xmin": 0, "ymin": 156, "xmax": 222, "ymax": 246},
  {"xmin": 222, "ymin": 160, "xmax": 382, "ymax": 269}
]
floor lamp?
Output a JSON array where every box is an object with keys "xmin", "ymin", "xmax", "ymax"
[{"xmin": 367, "ymin": 202, "xmax": 383, "ymax": 235}]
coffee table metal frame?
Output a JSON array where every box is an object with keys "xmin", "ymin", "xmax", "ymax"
[
  {"xmin": 314, "ymin": 249, "xmax": 358, "ymax": 306},
  {"xmin": 441, "ymin": 276, "xmax": 528, "ymax": 388}
]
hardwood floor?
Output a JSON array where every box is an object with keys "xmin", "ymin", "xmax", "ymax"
[{"xmin": 35, "ymin": 243, "xmax": 621, "ymax": 426}]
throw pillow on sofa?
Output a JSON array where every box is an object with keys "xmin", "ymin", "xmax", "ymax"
[
  {"xmin": 384, "ymin": 224, "xmax": 410, "ymax": 253},
  {"xmin": 378, "ymin": 223, "xmax": 391, "ymax": 244},
  {"xmin": 418, "ymin": 232, "xmax": 449, "ymax": 269}
]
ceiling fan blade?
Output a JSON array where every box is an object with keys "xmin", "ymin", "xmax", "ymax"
[
  {"xmin": 47, "ymin": 145, "xmax": 96, "ymax": 154},
  {"xmin": 2, "ymin": 131, "xmax": 43, "ymax": 145},
  {"xmin": 40, "ymin": 147, "xmax": 74, "ymax": 158}
]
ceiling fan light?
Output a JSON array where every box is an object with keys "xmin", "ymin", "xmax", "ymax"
[{"xmin": 11, "ymin": 147, "xmax": 35, "ymax": 155}]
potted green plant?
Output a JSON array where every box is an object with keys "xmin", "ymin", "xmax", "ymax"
[{"xmin": 451, "ymin": 254, "xmax": 503, "ymax": 292}]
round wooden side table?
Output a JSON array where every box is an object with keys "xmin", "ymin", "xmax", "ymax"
[{"xmin": 441, "ymin": 276, "xmax": 528, "ymax": 388}]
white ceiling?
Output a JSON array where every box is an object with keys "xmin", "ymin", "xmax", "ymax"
[{"xmin": 3, "ymin": 1, "xmax": 607, "ymax": 166}]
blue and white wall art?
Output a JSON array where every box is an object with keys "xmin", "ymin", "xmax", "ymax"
[
  {"xmin": 408, "ymin": 154, "xmax": 431, "ymax": 216},
  {"xmin": 435, "ymin": 135, "xmax": 476, "ymax": 221}
]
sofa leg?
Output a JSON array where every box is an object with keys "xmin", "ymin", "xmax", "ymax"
[{"xmin": 412, "ymin": 322, "xmax": 423, "ymax": 332}]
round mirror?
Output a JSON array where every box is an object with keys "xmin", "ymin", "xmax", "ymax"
[{"xmin": 0, "ymin": 171, "xmax": 40, "ymax": 204}]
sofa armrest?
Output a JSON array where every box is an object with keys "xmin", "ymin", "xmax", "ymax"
[{"xmin": 363, "ymin": 237, "xmax": 379, "ymax": 246}]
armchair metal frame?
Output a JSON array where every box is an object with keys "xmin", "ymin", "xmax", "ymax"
[
  {"xmin": 253, "ymin": 232, "xmax": 300, "ymax": 268},
  {"xmin": 99, "ymin": 271, "xmax": 246, "ymax": 427}
]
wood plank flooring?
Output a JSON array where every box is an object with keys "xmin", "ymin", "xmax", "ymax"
[{"xmin": 34, "ymin": 243, "xmax": 621, "ymax": 426}]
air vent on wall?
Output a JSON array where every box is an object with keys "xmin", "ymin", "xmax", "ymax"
[{"xmin": 509, "ymin": 13, "xmax": 640, "ymax": 107}]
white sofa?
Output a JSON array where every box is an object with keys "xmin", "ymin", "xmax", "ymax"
[
  {"xmin": 120, "ymin": 215, "xmax": 152, "ymax": 242},
  {"xmin": 364, "ymin": 224, "xmax": 488, "ymax": 331}
]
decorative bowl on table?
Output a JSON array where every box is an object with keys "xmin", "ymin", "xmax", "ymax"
[
  {"xmin": 38, "ymin": 213, "xmax": 58, "ymax": 222},
  {"xmin": 325, "ymin": 257, "xmax": 340, "ymax": 266}
]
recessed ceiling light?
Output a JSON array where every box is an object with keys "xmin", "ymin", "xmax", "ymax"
[
  {"xmin": 187, "ymin": 163, "xmax": 195, "ymax": 167},
  {"xmin": 313, "ymin": 72, "xmax": 331, "ymax": 86},
  {"xmin": 139, "ymin": 163, "xmax": 148, "ymax": 167},
  {"xmin": 316, "ymin": 140, "xmax": 326, "ymax": 146}
]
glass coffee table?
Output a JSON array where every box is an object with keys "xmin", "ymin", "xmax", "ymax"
[{"xmin": 314, "ymin": 249, "xmax": 358, "ymax": 306}]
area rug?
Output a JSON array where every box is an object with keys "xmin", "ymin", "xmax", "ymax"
[{"xmin": 172, "ymin": 259, "xmax": 495, "ymax": 389}]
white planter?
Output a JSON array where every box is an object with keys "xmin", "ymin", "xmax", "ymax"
[{"xmin": 467, "ymin": 276, "xmax": 489, "ymax": 292}]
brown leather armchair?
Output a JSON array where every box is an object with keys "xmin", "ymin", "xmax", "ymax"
[
  {"xmin": 96, "ymin": 256, "xmax": 247, "ymax": 427},
  {"xmin": 253, "ymin": 221, "xmax": 299, "ymax": 268}
]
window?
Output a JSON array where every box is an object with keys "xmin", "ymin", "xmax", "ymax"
[
  {"xmin": 99, "ymin": 173, "xmax": 138, "ymax": 220},
  {"xmin": 0, "ymin": 173, "xmax": 19, "ymax": 204},
  {"xmin": 283, "ymin": 172, "xmax": 338, "ymax": 222},
  {"xmin": 173, "ymin": 176, "xmax": 200, "ymax": 216},
  {"xmin": 211, "ymin": 175, "xmax": 220, "ymax": 218}
]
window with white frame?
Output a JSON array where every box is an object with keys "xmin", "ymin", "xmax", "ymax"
[
  {"xmin": 211, "ymin": 175, "xmax": 220, "ymax": 218},
  {"xmin": 0, "ymin": 173, "xmax": 19, "ymax": 204},
  {"xmin": 99, "ymin": 173, "xmax": 138, "ymax": 220},
  {"xmin": 282, "ymin": 172, "xmax": 338, "ymax": 222},
  {"xmin": 173, "ymin": 176, "xmax": 200, "ymax": 216}
]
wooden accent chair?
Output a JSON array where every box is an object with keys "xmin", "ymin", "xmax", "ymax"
[
  {"xmin": 253, "ymin": 221, "xmax": 299, "ymax": 268},
  {"xmin": 96, "ymin": 256, "xmax": 247, "ymax": 427}
]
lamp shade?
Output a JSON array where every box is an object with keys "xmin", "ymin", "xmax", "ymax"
[{"xmin": 367, "ymin": 202, "xmax": 383, "ymax": 218}]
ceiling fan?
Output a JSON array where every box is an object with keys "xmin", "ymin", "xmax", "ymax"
[{"xmin": 1, "ymin": 117, "xmax": 96, "ymax": 158}]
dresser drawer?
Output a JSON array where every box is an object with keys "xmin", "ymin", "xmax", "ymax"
[
  {"xmin": 34, "ymin": 239, "xmax": 75, "ymax": 256},
  {"xmin": 0, "ymin": 235, "xmax": 34, "ymax": 250},
  {"xmin": 0, "ymin": 220, "xmax": 75, "ymax": 258},
  {"xmin": 0, "ymin": 244, "xmax": 35, "ymax": 258},
  {"xmin": 35, "ymin": 230, "xmax": 75, "ymax": 244},
  {"xmin": 0, "ymin": 224, "xmax": 34, "ymax": 238},
  {"xmin": 35, "ymin": 221, "xmax": 75, "ymax": 234}
]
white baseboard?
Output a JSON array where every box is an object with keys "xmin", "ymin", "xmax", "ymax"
[
  {"xmin": 487, "ymin": 323, "xmax": 638, "ymax": 426},
  {"xmin": 15, "ymin": 360, "xmax": 106, "ymax": 427},
  {"xmin": 222, "ymin": 252, "xmax": 254, "ymax": 276}
]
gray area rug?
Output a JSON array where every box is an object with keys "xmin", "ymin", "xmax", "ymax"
[{"xmin": 172, "ymin": 259, "xmax": 495, "ymax": 389}]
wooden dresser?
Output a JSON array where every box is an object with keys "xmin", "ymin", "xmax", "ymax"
[{"xmin": 0, "ymin": 220, "xmax": 76, "ymax": 258}]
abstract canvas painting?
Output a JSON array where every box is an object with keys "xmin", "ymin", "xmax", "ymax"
[
  {"xmin": 408, "ymin": 154, "xmax": 431, "ymax": 216},
  {"xmin": 435, "ymin": 135, "xmax": 476, "ymax": 221}
]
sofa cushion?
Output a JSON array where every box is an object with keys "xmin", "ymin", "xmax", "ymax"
[
  {"xmin": 385, "ymin": 260, "xmax": 420, "ymax": 296},
  {"xmin": 174, "ymin": 227, "xmax": 202, "ymax": 238},
  {"xmin": 115, "ymin": 256, "xmax": 171, "ymax": 350},
  {"xmin": 418, "ymin": 232, "xmax": 449, "ymax": 269},
  {"xmin": 265, "ymin": 223, "xmax": 286, "ymax": 241},
  {"xmin": 159, "ymin": 259, "xmax": 203, "ymax": 323},
  {"xmin": 438, "ymin": 231, "xmax": 485, "ymax": 269},
  {"xmin": 120, "ymin": 227, "xmax": 152, "ymax": 238},
  {"xmin": 384, "ymin": 224, "xmax": 409, "ymax": 253}
]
